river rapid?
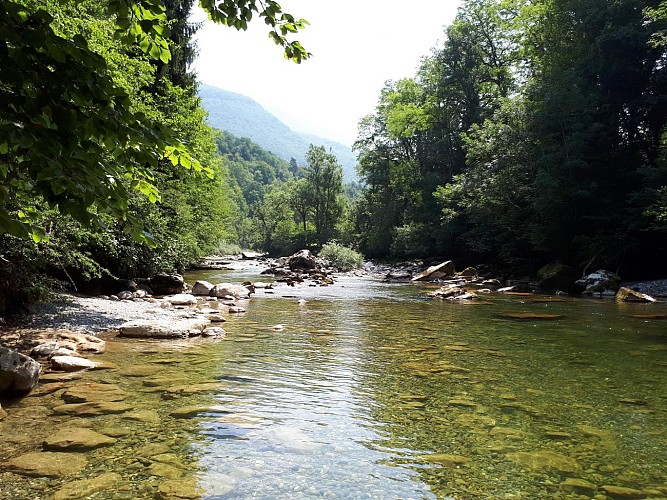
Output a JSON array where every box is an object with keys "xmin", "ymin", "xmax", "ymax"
[{"xmin": 1, "ymin": 262, "xmax": 666, "ymax": 499}]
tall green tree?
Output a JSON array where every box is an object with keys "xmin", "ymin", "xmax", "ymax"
[{"xmin": 303, "ymin": 145, "xmax": 344, "ymax": 245}]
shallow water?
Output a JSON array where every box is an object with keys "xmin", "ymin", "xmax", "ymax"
[{"xmin": 1, "ymin": 267, "xmax": 666, "ymax": 499}]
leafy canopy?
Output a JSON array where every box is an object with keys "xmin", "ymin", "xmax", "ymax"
[{"xmin": 0, "ymin": 0, "xmax": 309, "ymax": 242}]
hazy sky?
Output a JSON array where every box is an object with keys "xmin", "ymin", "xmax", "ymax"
[{"xmin": 192, "ymin": 1, "xmax": 461, "ymax": 146}]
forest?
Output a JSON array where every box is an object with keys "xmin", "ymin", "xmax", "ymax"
[{"xmin": 2, "ymin": 0, "xmax": 667, "ymax": 315}]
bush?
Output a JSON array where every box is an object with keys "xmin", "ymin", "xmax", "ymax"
[{"xmin": 319, "ymin": 242, "xmax": 364, "ymax": 271}]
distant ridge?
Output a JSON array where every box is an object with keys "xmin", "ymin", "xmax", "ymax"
[{"xmin": 198, "ymin": 84, "xmax": 358, "ymax": 182}]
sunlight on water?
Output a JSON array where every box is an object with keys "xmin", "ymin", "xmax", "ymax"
[{"xmin": 1, "ymin": 266, "xmax": 666, "ymax": 499}]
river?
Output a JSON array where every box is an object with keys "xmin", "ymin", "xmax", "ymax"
[{"xmin": 1, "ymin": 263, "xmax": 666, "ymax": 499}]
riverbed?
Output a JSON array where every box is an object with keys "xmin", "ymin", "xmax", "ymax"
[{"xmin": 1, "ymin": 263, "xmax": 666, "ymax": 499}]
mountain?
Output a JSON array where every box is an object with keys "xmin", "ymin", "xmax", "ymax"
[{"xmin": 198, "ymin": 84, "xmax": 358, "ymax": 182}]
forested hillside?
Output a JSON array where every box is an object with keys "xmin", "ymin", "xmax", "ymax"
[
  {"xmin": 352, "ymin": 0, "xmax": 667, "ymax": 278},
  {"xmin": 199, "ymin": 84, "xmax": 359, "ymax": 182}
]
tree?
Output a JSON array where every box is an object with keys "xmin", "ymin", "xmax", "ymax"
[
  {"xmin": 0, "ymin": 0, "xmax": 310, "ymax": 242},
  {"xmin": 303, "ymin": 145, "xmax": 344, "ymax": 244}
]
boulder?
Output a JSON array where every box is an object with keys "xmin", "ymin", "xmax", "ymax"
[
  {"xmin": 411, "ymin": 261, "xmax": 455, "ymax": 282},
  {"xmin": 288, "ymin": 249, "xmax": 318, "ymax": 271},
  {"xmin": 191, "ymin": 280, "xmax": 215, "ymax": 296},
  {"xmin": 537, "ymin": 261, "xmax": 579, "ymax": 291},
  {"xmin": 458, "ymin": 267, "xmax": 478, "ymax": 278},
  {"xmin": 118, "ymin": 318, "xmax": 210, "ymax": 338},
  {"xmin": 0, "ymin": 347, "xmax": 41, "ymax": 394},
  {"xmin": 117, "ymin": 291, "xmax": 134, "ymax": 300},
  {"xmin": 616, "ymin": 287, "xmax": 657, "ymax": 303},
  {"xmin": 150, "ymin": 273, "xmax": 185, "ymax": 295},
  {"xmin": 210, "ymin": 283, "xmax": 251, "ymax": 299},
  {"xmin": 576, "ymin": 270, "xmax": 621, "ymax": 296}
]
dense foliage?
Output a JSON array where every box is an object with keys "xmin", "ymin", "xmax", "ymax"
[
  {"xmin": 353, "ymin": 0, "xmax": 667, "ymax": 278},
  {"xmin": 218, "ymin": 135, "xmax": 350, "ymax": 255},
  {"xmin": 0, "ymin": 0, "xmax": 310, "ymax": 312}
]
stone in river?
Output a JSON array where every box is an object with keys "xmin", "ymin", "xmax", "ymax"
[
  {"xmin": 170, "ymin": 406, "xmax": 210, "ymax": 419},
  {"xmin": 3, "ymin": 451, "xmax": 87, "ymax": 477},
  {"xmin": 61, "ymin": 383, "xmax": 127, "ymax": 403},
  {"xmin": 600, "ymin": 485, "xmax": 647, "ymax": 499},
  {"xmin": 51, "ymin": 355, "xmax": 97, "ymax": 372},
  {"xmin": 0, "ymin": 346, "xmax": 41, "ymax": 394},
  {"xmin": 191, "ymin": 280, "xmax": 214, "ymax": 296},
  {"xmin": 419, "ymin": 453, "xmax": 471, "ymax": 467},
  {"xmin": 123, "ymin": 409, "xmax": 160, "ymax": 424},
  {"xmin": 558, "ymin": 478, "xmax": 597, "ymax": 494},
  {"xmin": 43, "ymin": 427, "xmax": 117, "ymax": 451},
  {"xmin": 165, "ymin": 293, "xmax": 198, "ymax": 305},
  {"xmin": 138, "ymin": 443, "xmax": 171, "ymax": 457},
  {"xmin": 155, "ymin": 478, "xmax": 204, "ymax": 500},
  {"xmin": 118, "ymin": 318, "xmax": 210, "ymax": 338},
  {"xmin": 448, "ymin": 398, "xmax": 477, "ymax": 408},
  {"xmin": 148, "ymin": 462, "xmax": 184, "ymax": 479},
  {"xmin": 506, "ymin": 450, "xmax": 580, "ymax": 474},
  {"xmin": 52, "ymin": 401, "xmax": 133, "ymax": 416},
  {"xmin": 54, "ymin": 473, "xmax": 122, "ymax": 500}
]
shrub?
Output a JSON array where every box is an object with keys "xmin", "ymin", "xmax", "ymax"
[{"xmin": 319, "ymin": 242, "xmax": 364, "ymax": 271}]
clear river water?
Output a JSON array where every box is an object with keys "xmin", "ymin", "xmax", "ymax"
[{"xmin": 1, "ymin": 263, "xmax": 666, "ymax": 499}]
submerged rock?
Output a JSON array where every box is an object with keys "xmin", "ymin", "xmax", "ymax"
[
  {"xmin": 54, "ymin": 472, "xmax": 122, "ymax": 500},
  {"xmin": 43, "ymin": 427, "xmax": 117, "ymax": 451},
  {"xmin": 52, "ymin": 401, "xmax": 133, "ymax": 416},
  {"xmin": 419, "ymin": 453, "xmax": 471, "ymax": 467},
  {"xmin": 600, "ymin": 485, "xmax": 647, "ymax": 499},
  {"xmin": 61, "ymin": 383, "xmax": 127, "ymax": 403},
  {"xmin": 155, "ymin": 478, "xmax": 204, "ymax": 500},
  {"xmin": 3, "ymin": 451, "xmax": 87, "ymax": 477},
  {"xmin": 0, "ymin": 347, "xmax": 41, "ymax": 394},
  {"xmin": 558, "ymin": 478, "xmax": 597, "ymax": 494},
  {"xmin": 506, "ymin": 450, "xmax": 580, "ymax": 474}
]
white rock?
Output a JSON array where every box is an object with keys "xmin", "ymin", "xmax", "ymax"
[
  {"xmin": 165, "ymin": 293, "xmax": 198, "ymax": 306},
  {"xmin": 118, "ymin": 318, "xmax": 210, "ymax": 338},
  {"xmin": 51, "ymin": 356, "xmax": 97, "ymax": 372},
  {"xmin": 210, "ymin": 283, "xmax": 251, "ymax": 299}
]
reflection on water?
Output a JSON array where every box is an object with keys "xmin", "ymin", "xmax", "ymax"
[{"xmin": 1, "ymin": 268, "xmax": 667, "ymax": 499}]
